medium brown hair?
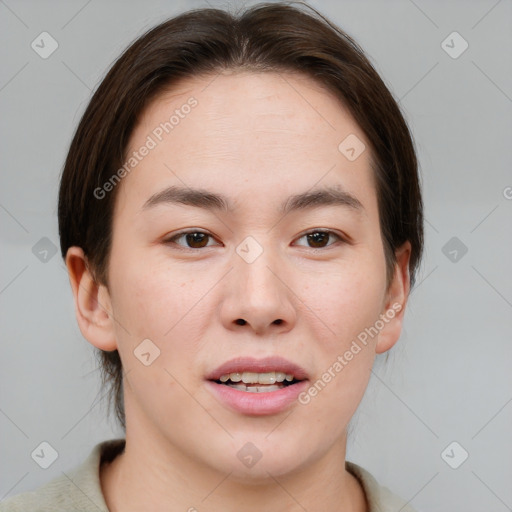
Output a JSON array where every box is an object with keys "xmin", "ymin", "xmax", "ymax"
[{"xmin": 58, "ymin": 1, "xmax": 424, "ymax": 430}]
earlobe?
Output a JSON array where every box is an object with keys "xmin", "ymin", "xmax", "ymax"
[
  {"xmin": 375, "ymin": 241, "xmax": 411, "ymax": 354},
  {"xmin": 65, "ymin": 247, "xmax": 118, "ymax": 351}
]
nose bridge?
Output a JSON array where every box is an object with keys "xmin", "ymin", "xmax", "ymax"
[
  {"xmin": 222, "ymin": 234, "xmax": 296, "ymax": 332},
  {"xmin": 234, "ymin": 235, "xmax": 282, "ymax": 299}
]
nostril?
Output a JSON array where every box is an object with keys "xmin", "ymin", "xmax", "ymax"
[{"xmin": 234, "ymin": 319, "xmax": 282, "ymax": 326}]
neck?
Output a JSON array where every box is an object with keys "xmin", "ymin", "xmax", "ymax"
[
  {"xmin": 100, "ymin": 400, "xmax": 368, "ymax": 512},
  {"xmin": 101, "ymin": 437, "xmax": 367, "ymax": 512}
]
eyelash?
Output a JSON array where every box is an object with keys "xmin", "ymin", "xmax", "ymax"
[{"xmin": 164, "ymin": 229, "xmax": 346, "ymax": 251}]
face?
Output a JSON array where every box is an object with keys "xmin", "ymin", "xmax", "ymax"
[{"xmin": 93, "ymin": 70, "xmax": 407, "ymax": 480}]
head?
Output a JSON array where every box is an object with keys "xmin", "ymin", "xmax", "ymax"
[{"xmin": 59, "ymin": 1, "xmax": 423, "ymax": 478}]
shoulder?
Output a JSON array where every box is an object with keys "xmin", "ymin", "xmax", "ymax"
[
  {"xmin": 346, "ymin": 461, "xmax": 418, "ymax": 512},
  {"xmin": 0, "ymin": 439, "xmax": 125, "ymax": 512}
]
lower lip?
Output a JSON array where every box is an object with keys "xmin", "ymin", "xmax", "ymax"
[{"xmin": 205, "ymin": 380, "xmax": 309, "ymax": 416}]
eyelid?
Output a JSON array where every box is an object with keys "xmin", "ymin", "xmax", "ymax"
[
  {"xmin": 164, "ymin": 229, "xmax": 221, "ymax": 250},
  {"xmin": 164, "ymin": 228, "xmax": 347, "ymax": 250},
  {"xmin": 294, "ymin": 229, "xmax": 346, "ymax": 248}
]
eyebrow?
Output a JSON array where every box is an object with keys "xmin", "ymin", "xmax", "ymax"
[{"xmin": 141, "ymin": 184, "xmax": 365, "ymax": 216}]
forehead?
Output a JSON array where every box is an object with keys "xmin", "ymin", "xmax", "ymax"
[
  {"xmin": 132, "ymin": 69, "xmax": 364, "ymax": 154},
  {"xmin": 117, "ymin": 70, "xmax": 376, "ymax": 219}
]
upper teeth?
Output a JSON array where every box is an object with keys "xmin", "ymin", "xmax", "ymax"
[{"xmin": 219, "ymin": 371, "xmax": 294, "ymax": 384}]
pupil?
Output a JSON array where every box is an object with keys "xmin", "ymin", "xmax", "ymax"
[
  {"xmin": 185, "ymin": 232, "xmax": 329, "ymax": 249},
  {"xmin": 308, "ymin": 232, "xmax": 328, "ymax": 248},
  {"xmin": 187, "ymin": 233, "xmax": 207, "ymax": 248}
]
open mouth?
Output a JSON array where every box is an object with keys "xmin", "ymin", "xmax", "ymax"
[
  {"xmin": 212, "ymin": 371, "xmax": 304, "ymax": 393},
  {"xmin": 205, "ymin": 364, "xmax": 310, "ymax": 414}
]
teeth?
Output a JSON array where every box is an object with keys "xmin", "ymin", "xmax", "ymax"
[
  {"xmin": 218, "ymin": 371, "xmax": 295, "ymax": 384},
  {"xmin": 258, "ymin": 372, "xmax": 276, "ymax": 385},
  {"xmin": 225, "ymin": 383, "xmax": 283, "ymax": 393},
  {"xmin": 242, "ymin": 372, "xmax": 259, "ymax": 384}
]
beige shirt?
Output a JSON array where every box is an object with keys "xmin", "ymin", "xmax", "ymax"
[{"xmin": 0, "ymin": 439, "xmax": 417, "ymax": 511}]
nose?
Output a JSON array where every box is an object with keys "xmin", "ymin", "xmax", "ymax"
[{"xmin": 220, "ymin": 244, "xmax": 297, "ymax": 335}]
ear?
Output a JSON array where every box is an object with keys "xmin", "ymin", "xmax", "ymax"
[
  {"xmin": 375, "ymin": 241, "xmax": 411, "ymax": 354},
  {"xmin": 65, "ymin": 246, "xmax": 118, "ymax": 351}
]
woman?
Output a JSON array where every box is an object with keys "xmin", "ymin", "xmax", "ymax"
[{"xmin": 1, "ymin": 2, "xmax": 423, "ymax": 510}]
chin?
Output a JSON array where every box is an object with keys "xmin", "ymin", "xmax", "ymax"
[
  {"xmin": 205, "ymin": 438, "xmax": 312, "ymax": 484},
  {"xmin": 224, "ymin": 457, "xmax": 307, "ymax": 485}
]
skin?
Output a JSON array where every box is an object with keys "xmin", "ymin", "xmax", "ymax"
[{"xmin": 66, "ymin": 70, "xmax": 411, "ymax": 512}]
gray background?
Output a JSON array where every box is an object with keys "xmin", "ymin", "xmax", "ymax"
[{"xmin": 1, "ymin": 0, "xmax": 511, "ymax": 510}]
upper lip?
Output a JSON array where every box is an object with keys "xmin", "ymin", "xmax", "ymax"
[{"xmin": 206, "ymin": 356, "xmax": 309, "ymax": 381}]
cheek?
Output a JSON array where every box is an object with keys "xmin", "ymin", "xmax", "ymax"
[
  {"xmin": 295, "ymin": 257, "xmax": 385, "ymax": 425},
  {"xmin": 303, "ymin": 260, "xmax": 386, "ymax": 347},
  {"xmin": 296, "ymin": 274, "xmax": 379, "ymax": 437},
  {"xmin": 110, "ymin": 262, "xmax": 174, "ymax": 339},
  {"xmin": 122, "ymin": 349, "xmax": 201, "ymax": 438},
  {"xmin": 110, "ymin": 256, "xmax": 215, "ymax": 361},
  {"xmin": 111, "ymin": 265, "xmax": 201, "ymax": 409}
]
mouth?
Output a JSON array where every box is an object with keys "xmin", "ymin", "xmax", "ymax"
[
  {"xmin": 213, "ymin": 371, "xmax": 304, "ymax": 393},
  {"xmin": 205, "ymin": 356, "xmax": 309, "ymax": 415}
]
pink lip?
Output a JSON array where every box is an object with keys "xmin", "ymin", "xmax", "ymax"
[
  {"xmin": 204, "ymin": 356, "xmax": 310, "ymax": 416},
  {"xmin": 205, "ymin": 356, "xmax": 309, "ymax": 381},
  {"xmin": 205, "ymin": 379, "xmax": 310, "ymax": 416}
]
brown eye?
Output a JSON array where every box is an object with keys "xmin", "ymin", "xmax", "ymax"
[
  {"xmin": 307, "ymin": 231, "xmax": 330, "ymax": 248},
  {"xmin": 166, "ymin": 231, "xmax": 217, "ymax": 249},
  {"xmin": 184, "ymin": 232, "xmax": 209, "ymax": 248},
  {"xmin": 295, "ymin": 230, "xmax": 344, "ymax": 249}
]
